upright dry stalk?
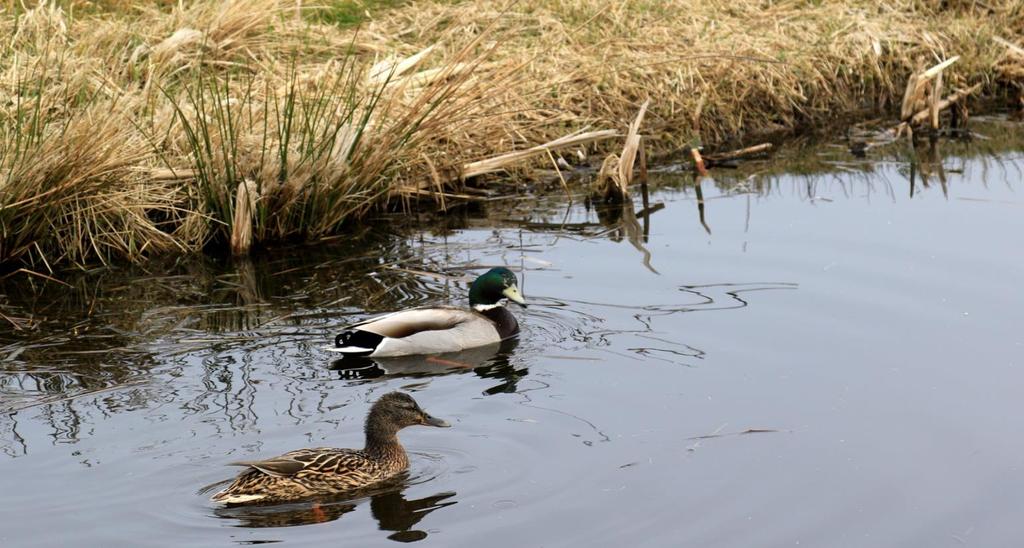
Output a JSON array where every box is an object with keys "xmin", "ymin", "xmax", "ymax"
[
  {"xmin": 900, "ymin": 71, "xmax": 923, "ymax": 121},
  {"xmin": 615, "ymin": 99, "xmax": 650, "ymax": 197},
  {"xmin": 589, "ymin": 100, "xmax": 650, "ymax": 202},
  {"xmin": 901, "ymin": 56, "xmax": 959, "ymax": 123},
  {"xmin": 930, "ymin": 70, "xmax": 943, "ymax": 130},
  {"xmin": 461, "ymin": 130, "xmax": 618, "ymax": 179},
  {"xmin": 230, "ymin": 179, "xmax": 258, "ymax": 256}
]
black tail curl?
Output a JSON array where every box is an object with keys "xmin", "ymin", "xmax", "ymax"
[{"xmin": 334, "ymin": 330, "xmax": 384, "ymax": 354}]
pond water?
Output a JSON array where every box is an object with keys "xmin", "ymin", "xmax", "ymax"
[{"xmin": 2, "ymin": 118, "xmax": 1023, "ymax": 547}]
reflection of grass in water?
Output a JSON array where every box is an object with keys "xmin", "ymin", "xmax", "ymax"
[
  {"xmin": 0, "ymin": 229, "xmax": 405, "ymax": 450},
  {"xmin": 0, "ymin": 223, "xmax": 524, "ymax": 449},
  {"xmin": 647, "ymin": 117, "xmax": 1024, "ymax": 201},
  {"xmin": 0, "ymin": 124, "xmax": 1019, "ymax": 455}
]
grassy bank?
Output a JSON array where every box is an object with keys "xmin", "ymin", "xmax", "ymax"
[{"xmin": 0, "ymin": 0, "xmax": 1022, "ymax": 272}]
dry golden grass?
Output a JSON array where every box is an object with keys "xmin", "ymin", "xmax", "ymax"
[
  {"xmin": 366, "ymin": 0, "xmax": 1023, "ymax": 148},
  {"xmin": 1, "ymin": 0, "xmax": 522, "ymax": 269},
  {"xmin": 1, "ymin": 0, "xmax": 1022, "ymax": 271}
]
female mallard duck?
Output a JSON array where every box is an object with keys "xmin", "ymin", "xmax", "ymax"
[
  {"xmin": 328, "ymin": 267, "xmax": 526, "ymax": 357},
  {"xmin": 211, "ymin": 392, "xmax": 450, "ymax": 505}
]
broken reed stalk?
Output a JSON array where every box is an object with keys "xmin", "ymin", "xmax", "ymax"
[
  {"xmin": 921, "ymin": 56, "xmax": 960, "ymax": 82},
  {"xmin": 930, "ymin": 70, "xmax": 943, "ymax": 130},
  {"xmin": 591, "ymin": 100, "xmax": 650, "ymax": 202},
  {"xmin": 705, "ymin": 143, "xmax": 773, "ymax": 163},
  {"xmin": 994, "ymin": 36, "xmax": 1024, "ymax": 58},
  {"xmin": 638, "ymin": 136, "xmax": 649, "ymax": 211},
  {"xmin": 616, "ymin": 99, "xmax": 650, "ymax": 197},
  {"xmin": 892, "ymin": 83, "xmax": 982, "ymax": 138},
  {"xmin": 461, "ymin": 129, "xmax": 618, "ymax": 179},
  {"xmin": 900, "ymin": 56, "xmax": 959, "ymax": 123},
  {"xmin": 908, "ymin": 83, "xmax": 982, "ymax": 126},
  {"xmin": 230, "ymin": 179, "xmax": 257, "ymax": 256},
  {"xmin": 690, "ymin": 147, "xmax": 708, "ymax": 176},
  {"xmin": 899, "ymin": 71, "xmax": 922, "ymax": 121}
]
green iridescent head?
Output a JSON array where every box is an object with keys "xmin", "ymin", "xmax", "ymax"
[{"xmin": 468, "ymin": 267, "xmax": 526, "ymax": 308}]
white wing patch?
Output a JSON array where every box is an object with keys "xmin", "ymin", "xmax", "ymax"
[
  {"xmin": 211, "ymin": 492, "xmax": 265, "ymax": 504},
  {"xmin": 323, "ymin": 345, "xmax": 374, "ymax": 354}
]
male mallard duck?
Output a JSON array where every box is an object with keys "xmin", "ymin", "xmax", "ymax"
[
  {"xmin": 211, "ymin": 392, "xmax": 450, "ymax": 505},
  {"xmin": 328, "ymin": 267, "xmax": 527, "ymax": 357}
]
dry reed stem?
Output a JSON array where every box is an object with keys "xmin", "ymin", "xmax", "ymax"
[
  {"xmin": 592, "ymin": 153, "xmax": 620, "ymax": 202},
  {"xmin": 922, "ymin": 56, "xmax": 960, "ymax": 82},
  {"xmin": 901, "ymin": 56, "xmax": 959, "ymax": 122},
  {"xmin": 995, "ymin": 36, "xmax": 1024, "ymax": 58},
  {"xmin": 461, "ymin": 129, "xmax": 618, "ymax": 179},
  {"xmin": 706, "ymin": 143, "xmax": 774, "ymax": 163},
  {"xmin": 614, "ymin": 99, "xmax": 650, "ymax": 198},
  {"xmin": 900, "ymin": 71, "xmax": 923, "ymax": 121},
  {"xmin": 893, "ymin": 82, "xmax": 983, "ymax": 136},
  {"xmin": 930, "ymin": 70, "xmax": 943, "ymax": 130},
  {"xmin": 691, "ymin": 148, "xmax": 708, "ymax": 177},
  {"xmin": 230, "ymin": 179, "xmax": 257, "ymax": 256},
  {"xmin": 908, "ymin": 83, "xmax": 983, "ymax": 126},
  {"xmin": 589, "ymin": 99, "xmax": 650, "ymax": 202},
  {"xmin": 638, "ymin": 136, "xmax": 648, "ymax": 208}
]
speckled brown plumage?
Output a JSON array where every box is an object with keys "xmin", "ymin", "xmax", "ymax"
[{"xmin": 212, "ymin": 392, "xmax": 449, "ymax": 505}]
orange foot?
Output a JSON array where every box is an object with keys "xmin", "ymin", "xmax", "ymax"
[
  {"xmin": 310, "ymin": 503, "xmax": 328, "ymax": 523},
  {"xmin": 426, "ymin": 356, "xmax": 474, "ymax": 368}
]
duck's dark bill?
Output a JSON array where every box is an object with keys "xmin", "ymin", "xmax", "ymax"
[{"xmin": 423, "ymin": 414, "xmax": 451, "ymax": 428}]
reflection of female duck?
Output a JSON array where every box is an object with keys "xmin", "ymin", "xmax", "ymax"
[
  {"xmin": 328, "ymin": 267, "xmax": 526, "ymax": 357},
  {"xmin": 373, "ymin": 490, "xmax": 458, "ymax": 541},
  {"xmin": 211, "ymin": 392, "xmax": 449, "ymax": 505},
  {"xmin": 213, "ymin": 487, "xmax": 457, "ymax": 532},
  {"xmin": 214, "ymin": 499, "xmax": 359, "ymax": 527}
]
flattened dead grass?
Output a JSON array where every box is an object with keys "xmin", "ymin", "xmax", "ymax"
[{"xmin": 365, "ymin": 0, "xmax": 1023, "ymax": 147}]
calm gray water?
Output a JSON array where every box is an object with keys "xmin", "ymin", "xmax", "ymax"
[{"xmin": 2, "ymin": 120, "xmax": 1023, "ymax": 547}]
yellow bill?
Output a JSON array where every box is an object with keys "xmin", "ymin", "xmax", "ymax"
[{"xmin": 502, "ymin": 285, "xmax": 527, "ymax": 306}]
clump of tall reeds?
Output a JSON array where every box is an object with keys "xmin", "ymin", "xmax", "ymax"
[
  {"xmin": 162, "ymin": 41, "xmax": 504, "ymax": 254},
  {"xmin": 0, "ymin": 2, "xmax": 182, "ymax": 269},
  {"xmin": 0, "ymin": 0, "xmax": 522, "ymax": 269}
]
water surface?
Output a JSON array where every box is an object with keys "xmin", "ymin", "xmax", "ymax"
[{"xmin": 1, "ymin": 118, "xmax": 1023, "ymax": 547}]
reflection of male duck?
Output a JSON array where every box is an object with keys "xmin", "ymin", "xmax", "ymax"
[
  {"xmin": 330, "ymin": 338, "xmax": 528, "ymax": 394},
  {"xmin": 331, "ymin": 337, "xmax": 518, "ymax": 377}
]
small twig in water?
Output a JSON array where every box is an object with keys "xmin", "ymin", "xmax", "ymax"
[{"xmin": 687, "ymin": 428, "xmax": 783, "ymax": 441}]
